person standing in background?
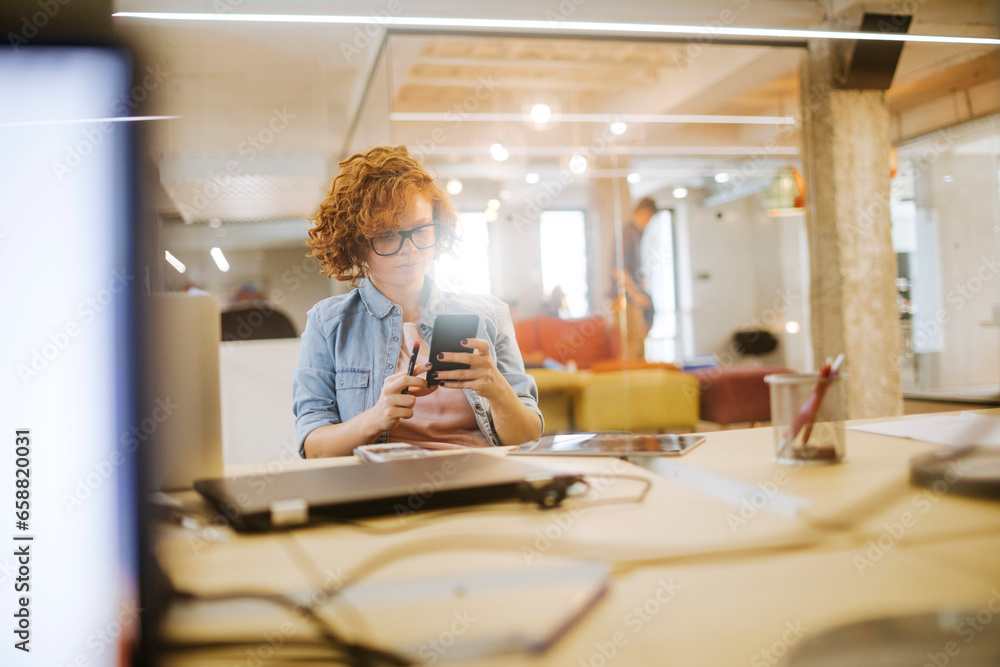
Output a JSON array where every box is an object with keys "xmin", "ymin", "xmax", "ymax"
[{"xmin": 611, "ymin": 197, "xmax": 656, "ymax": 359}]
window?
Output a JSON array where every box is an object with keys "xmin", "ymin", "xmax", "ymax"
[
  {"xmin": 540, "ymin": 210, "xmax": 589, "ymax": 317},
  {"xmin": 433, "ymin": 212, "xmax": 492, "ymax": 294}
]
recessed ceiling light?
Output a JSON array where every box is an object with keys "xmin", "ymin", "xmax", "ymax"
[
  {"xmin": 487, "ymin": 199, "xmax": 501, "ymax": 210},
  {"xmin": 610, "ymin": 121, "xmax": 627, "ymax": 135},
  {"xmin": 530, "ymin": 103, "xmax": 552, "ymax": 124},
  {"xmin": 111, "ymin": 13, "xmax": 1000, "ymax": 46},
  {"xmin": 391, "ymin": 112, "xmax": 796, "ymax": 125},
  {"xmin": 714, "ymin": 172, "xmax": 730, "ymax": 183},
  {"xmin": 627, "ymin": 173, "xmax": 641, "ymax": 184},
  {"xmin": 785, "ymin": 321, "xmax": 801, "ymax": 334},
  {"xmin": 672, "ymin": 187, "xmax": 688, "ymax": 199},
  {"xmin": 484, "ymin": 208, "xmax": 498, "ymax": 222},
  {"xmin": 525, "ymin": 173, "xmax": 541, "ymax": 184},
  {"xmin": 490, "ymin": 143, "xmax": 509, "ymax": 162},
  {"xmin": 568, "ymin": 154, "xmax": 588, "ymax": 174},
  {"xmin": 446, "ymin": 179, "xmax": 463, "ymax": 194},
  {"xmin": 164, "ymin": 251, "xmax": 186, "ymax": 274},
  {"xmin": 210, "ymin": 247, "xmax": 230, "ymax": 272}
]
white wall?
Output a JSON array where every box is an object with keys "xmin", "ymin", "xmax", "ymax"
[
  {"xmin": 916, "ymin": 149, "xmax": 1000, "ymax": 388},
  {"xmin": 683, "ymin": 194, "xmax": 810, "ymax": 370}
]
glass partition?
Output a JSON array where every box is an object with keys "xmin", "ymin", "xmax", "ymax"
[{"xmin": 893, "ymin": 114, "xmax": 1000, "ymax": 401}]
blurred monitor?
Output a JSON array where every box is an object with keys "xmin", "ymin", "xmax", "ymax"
[{"xmin": 0, "ymin": 44, "xmax": 148, "ymax": 664}]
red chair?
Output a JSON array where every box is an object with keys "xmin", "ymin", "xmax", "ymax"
[{"xmin": 692, "ymin": 365, "xmax": 792, "ymax": 427}]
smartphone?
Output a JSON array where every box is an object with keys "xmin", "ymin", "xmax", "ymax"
[{"xmin": 427, "ymin": 314, "xmax": 480, "ymax": 386}]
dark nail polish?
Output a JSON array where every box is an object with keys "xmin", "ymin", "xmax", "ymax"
[
  {"xmin": 430, "ymin": 372, "xmax": 438, "ymax": 379},
  {"xmin": 460, "ymin": 339, "xmax": 468, "ymax": 345},
  {"xmin": 437, "ymin": 353, "xmax": 444, "ymax": 360}
]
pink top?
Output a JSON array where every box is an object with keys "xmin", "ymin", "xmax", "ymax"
[{"xmin": 388, "ymin": 322, "xmax": 490, "ymax": 448}]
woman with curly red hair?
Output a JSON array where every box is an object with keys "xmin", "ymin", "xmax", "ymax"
[{"xmin": 293, "ymin": 145, "xmax": 543, "ymax": 458}]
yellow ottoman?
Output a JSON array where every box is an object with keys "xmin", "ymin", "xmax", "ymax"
[
  {"xmin": 572, "ymin": 369, "xmax": 699, "ymax": 433},
  {"xmin": 526, "ymin": 368, "xmax": 580, "ymax": 435}
]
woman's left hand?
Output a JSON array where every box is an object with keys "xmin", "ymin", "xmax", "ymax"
[{"xmin": 431, "ymin": 338, "xmax": 506, "ymax": 401}]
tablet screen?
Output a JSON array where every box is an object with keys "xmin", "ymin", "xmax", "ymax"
[{"xmin": 511, "ymin": 432, "xmax": 705, "ymax": 457}]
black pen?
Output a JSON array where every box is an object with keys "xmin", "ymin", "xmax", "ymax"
[{"xmin": 400, "ymin": 342, "xmax": 420, "ymax": 395}]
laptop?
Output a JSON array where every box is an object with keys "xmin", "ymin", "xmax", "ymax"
[{"xmin": 194, "ymin": 452, "xmax": 585, "ymax": 532}]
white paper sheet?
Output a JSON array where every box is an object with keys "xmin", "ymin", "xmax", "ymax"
[{"xmin": 848, "ymin": 412, "xmax": 1000, "ymax": 447}]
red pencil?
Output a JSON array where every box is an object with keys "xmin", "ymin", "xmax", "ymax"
[{"xmin": 800, "ymin": 354, "xmax": 845, "ymax": 445}]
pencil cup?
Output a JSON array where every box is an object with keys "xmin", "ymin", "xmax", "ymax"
[{"xmin": 765, "ymin": 372, "xmax": 847, "ymax": 465}]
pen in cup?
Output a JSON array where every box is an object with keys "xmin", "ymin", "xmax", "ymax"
[{"xmin": 400, "ymin": 342, "xmax": 420, "ymax": 395}]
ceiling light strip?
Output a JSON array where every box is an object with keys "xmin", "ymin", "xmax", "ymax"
[
  {"xmin": 419, "ymin": 146, "xmax": 799, "ymax": 157},
  {"xmin": 110, "ymin": 13, "xmax": 1000, "ymax": 46},
  {"xmin": 0, "ymin": 115, "xmax": 180, "ymax": 128},
  {"xmin": 389, "ymin": 112, "xmax": 796, "ymax": 125}
]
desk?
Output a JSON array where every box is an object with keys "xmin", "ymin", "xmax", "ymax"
[{"xmin": 156, "ymin": 411, "xmax": 1000, "ymax": 665}]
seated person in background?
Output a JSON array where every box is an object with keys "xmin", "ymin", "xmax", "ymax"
[{"xmin": 293, "ymin": 145, "xmax": 543, "ymax": 458}]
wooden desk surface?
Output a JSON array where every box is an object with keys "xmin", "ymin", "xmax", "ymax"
[{"xmin": 158, "ymin": 411, "xmax": 1000, "ymax": 665}]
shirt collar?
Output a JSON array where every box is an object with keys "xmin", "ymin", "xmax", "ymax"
[
  {"xmin": 358, "ymin": 275, "xmax": 441, "ymax": 321},
  {"xmin": 358, "ymin": 278, "xmax": 394, "ymax": 318}
]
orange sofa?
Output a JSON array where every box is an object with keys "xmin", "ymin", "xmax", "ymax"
[{"xmin": 513, "ymin": 315, "xmax": 621, "ymax": 370}]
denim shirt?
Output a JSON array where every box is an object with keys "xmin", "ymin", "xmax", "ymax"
[{"xmin": 293, "ymin": 276, "xmax": 542, "ymax": 456}]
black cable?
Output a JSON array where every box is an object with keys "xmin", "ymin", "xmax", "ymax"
[
  {"xmin": 167, "ymin": 589, "xmax": 411, "ymax": 666},
  {"xmin": 307, "ymin": 473, "xmax": 653, "ymax": 535},
  {"xmin": 160, "ymin": 472, "xmax": 651, "ymax": 664}
]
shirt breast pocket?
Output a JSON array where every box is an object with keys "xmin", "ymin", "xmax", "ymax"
[{"xmin": 334, "ymin": 368, "xmax": 370, "ymax": 420}]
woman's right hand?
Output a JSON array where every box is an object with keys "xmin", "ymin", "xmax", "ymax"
[{"xmin": 366, "ymin": 364, "xmax": 436, "ymax": 433}]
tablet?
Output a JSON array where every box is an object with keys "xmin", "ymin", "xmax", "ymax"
[{"xmin": 510, "ymin": 432, "xmax": 706, "ymax": 457}]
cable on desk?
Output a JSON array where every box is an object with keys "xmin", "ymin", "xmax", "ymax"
[
  {"xmin": 158, "ymin": 639, "xmax": 376, "ymax": 665},
  {"xmin": 166, "ymin": 588, "xmax": 410, "ymax": 667},
  {"xmin": 308, "ymin": 473, "xmax": 653, "ymax": 536}
]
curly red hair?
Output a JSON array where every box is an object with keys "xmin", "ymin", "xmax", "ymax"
[{"xmin": 307, "ymin": 145, "xmax": 459, "ymax": 286}]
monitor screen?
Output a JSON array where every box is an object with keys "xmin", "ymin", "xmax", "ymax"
[{"xmin": 0, "ymin": 45, "xmax": 140, "ymax": 665}]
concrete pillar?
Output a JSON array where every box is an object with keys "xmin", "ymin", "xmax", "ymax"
[{"xmin": 799, "ymin": 38, "xmax": 903, "ymax": 419}]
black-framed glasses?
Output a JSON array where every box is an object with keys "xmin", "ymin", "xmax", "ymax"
[{"xmin": 370, "ymin": 222, "xmax": 438, "ymax": 256}]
